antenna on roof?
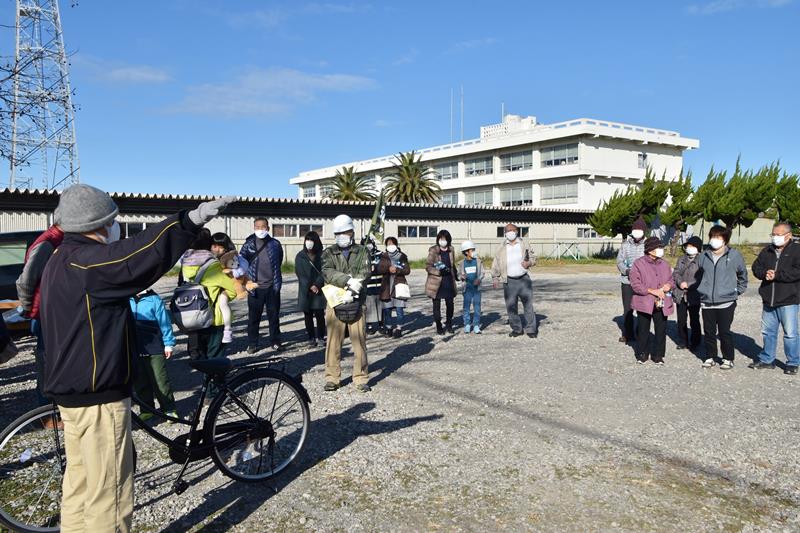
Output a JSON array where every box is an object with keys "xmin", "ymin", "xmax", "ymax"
[
  {"xmin": 460, "ymin": 85, "xmax": 464, "ymax": 141},
  {"xmin": 501, "ymin": 102, "xmax": 505, "ymax": 121},
  {"xmin": 450, "ymin": 88, "xmax": 454, "ymax": 143}
]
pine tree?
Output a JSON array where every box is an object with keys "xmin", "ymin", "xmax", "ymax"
[
  {"xmin": 775, "ymin": 171, "xmax": 800, "ymax": 228},
  {"xmin": 588, "ymin": 169, "xmax": 670, "ymax": 237}
]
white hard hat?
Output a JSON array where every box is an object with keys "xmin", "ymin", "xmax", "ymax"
[
  {"xmin": 460, "ymin": 240, "xmax": 476, "ymax": 252},
  {"xmin": 332, "ymin": 214, "xmax": 355, "ymax": 234}
]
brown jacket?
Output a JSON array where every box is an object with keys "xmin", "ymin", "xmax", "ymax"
[
  {"xmin": 491, "ymin": 238, "xmax": 537, "ymax": 284},
  {"xmin": 376, "ymin": 251, "xmax": 411, "ymax": 301},
  {"xmin": 425, "ymin": 245, "xmax": 458, "ymax": 299}
]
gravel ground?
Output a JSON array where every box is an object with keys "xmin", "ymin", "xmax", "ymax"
[{"xmin": 2, "ymin": 270, "xmax": 800, "ymax": 533}]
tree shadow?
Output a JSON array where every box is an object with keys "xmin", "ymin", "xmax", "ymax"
[{"xmin": 159, "ymin": 402, "xmax": 442, "ymax": 532}]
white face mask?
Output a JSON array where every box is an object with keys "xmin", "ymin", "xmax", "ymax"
[
  {"xmin": 505, "ymin": 231, "xmax": 517, "ymax": 242},
  {"xmin": 95, "ymin": 220, "xmax": 120, "ymax": 244},
  {"xmin": 336, "ymin": 234, "xmax": 352, "ymax": 248},
  {"xmin": 685, "ymin": 246, "xmax": 698, "ymax": 256},
  {"xmin": 386, "ymin": 244, "xmax": 398, "ymax": 254},
  {"xmin": 654, "ymin": 248, "xmax": 664, "ymax": 258},
  {"xmin": 254, "ymin": 229, "xmax": 269, "ymax": 239},
  {"xmin": 709, "ymin": 238, "xmax": 725, "ymax": 250},
  {"xmin": 773, "ymin": 234, "xmax": 788, "ymax": 247},
  {"xmin": 304, "ymin": 240, "xmax": 314, "ymax": 251},
  {"xmin": 438, "ymin": 239, "xmax": 448, "ymax": 248},
  {"xmin": 631, "ymin": 229, "xmax": 645, "ymax": 240}
]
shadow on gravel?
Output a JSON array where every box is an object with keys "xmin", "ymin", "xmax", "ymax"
[{"xmin": 159, "ymin": 402, "xmax": 442, "ymax": 533}]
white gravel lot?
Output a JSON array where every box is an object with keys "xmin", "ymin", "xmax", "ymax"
[{"xmin": 2, "ymin": 270, "xmax": 799, "ymax": 533}]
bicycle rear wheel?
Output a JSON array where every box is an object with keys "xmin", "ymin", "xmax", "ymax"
[
  {"xmin": 206, "ymin": 368, "xmax": 310, "ymax": 482},
  {"xmin": 0, "ymin": 405, "xmax": 64, "ymax": 533}
]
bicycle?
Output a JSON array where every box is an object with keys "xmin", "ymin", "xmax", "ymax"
[{"xmin": 0, "ymin": 356, "xmax": 311, "ymax": 533}]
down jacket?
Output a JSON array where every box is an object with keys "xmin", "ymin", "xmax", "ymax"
[
  {"xmin": 239, "ymin": 233, "xmax": 283, "ymax": 293},
  {"xmin": 424, "ymin": 245, "xmax": 457, "ymax": 299}
]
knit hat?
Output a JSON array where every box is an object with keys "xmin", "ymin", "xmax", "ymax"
[
  {"xmin": 54, "ymin": 184, "xmax": 119, "ymax": 233},
  {"xmin": 683, "ymin": 236, "xmax": 703, "ymax": 250},
  {"xmin": 632, "ymin": 216, "xmax": 647, "ymax": 232},
  {"xmin": 644, "ymin": 237, "xmax": 662, "ymax": 254}
]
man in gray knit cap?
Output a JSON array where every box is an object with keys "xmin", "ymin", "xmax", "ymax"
[{"xmin": 40, "ymin": 183, "xmax": 234, "ymax": 533}]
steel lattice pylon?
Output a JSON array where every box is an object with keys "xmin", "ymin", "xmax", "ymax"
[{"xmin": 9, "ymin": 0, "xmax": 79, "ymax": 190}]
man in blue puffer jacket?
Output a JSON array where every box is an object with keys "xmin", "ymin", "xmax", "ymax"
[{"xmin": 238, "ymin": 217, "xmax": 284, "ymax": 354}]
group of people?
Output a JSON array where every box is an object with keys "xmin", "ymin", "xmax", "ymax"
[{"xmin": 618, "ymin": 216, "xmax": 800, "ymax": 373}]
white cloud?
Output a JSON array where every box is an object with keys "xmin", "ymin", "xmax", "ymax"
[
  {"xmin": 71, "ymin": 55, "xmax": 171, "ymax": 84},
  {"xmin": 228, "ymin": 3, "xmax": 369, "ymax": 29},
  {"xmin": 393, "ymin": 48, "xmax": 418, "ymax": 66},
  {"xmin": 686, "ymin": 0, "xmax": 792, "ymax": 14},
  {"xmin": 445, "ymin": 37, "xmax": 497, "ymax": 54},
  {"xmin": 171, "ymin": 67, "xmax": 377, "ymax": 118}
]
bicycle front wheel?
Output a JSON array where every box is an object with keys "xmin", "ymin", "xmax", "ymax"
[
  {"xmin": 0, "ymin": 405, "xmax": 64, "ymax": 533},
  {"xmin": 206, "ymin": 368, "xmax": 310, "ymax": 482}
]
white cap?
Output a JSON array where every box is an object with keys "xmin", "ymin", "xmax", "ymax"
[
  {"xmin": 460, "ymin": 240, "xmax": 476, "ymax": 252},
  {"xmin": 332, "ymin": 214, "xmax": 355, "ymax": 234}
]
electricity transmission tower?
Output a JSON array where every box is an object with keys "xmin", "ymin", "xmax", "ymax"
[{"xmin": 7, "ymin": 0, "xmax": 79, "ymax": 189}]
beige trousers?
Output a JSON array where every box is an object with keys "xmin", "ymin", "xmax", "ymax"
[
  {"xmin": 58, "ymin": 398, "xmax": 134, "ymax": 533},
  {"xmin": 325, "ymin": 305, "xmax": 369, "ymax": 385}
]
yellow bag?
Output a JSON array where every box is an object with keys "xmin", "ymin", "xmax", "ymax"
[{"xmin": 322, "ymin": 285, "xmax": 350, "ymax": 307}]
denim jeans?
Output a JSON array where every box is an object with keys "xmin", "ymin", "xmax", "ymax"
[
  {"xmin": 384, "ymin": 307, "xmax": 405, "ymax": 328},
  {"xmin": 758, "ymin": 304, "xmax": 800, "ymax": 366},
  {"xmin": 463, "ymin": 288, "xmax": 482, "ymax": 327}
]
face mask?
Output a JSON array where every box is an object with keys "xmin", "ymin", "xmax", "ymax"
[
  {"xmin": 773, "ymin": 235, "xmax": 788, "ymax": 247},
  {"xmin": 685, "ymin": 246, "xmax": 698, "ymax": 256},
  {"xmin": 305, "ymin": 240, "xmax": 314, "ymax": 251},
  {"xmin": 386, "ymin": 244, "xmax": 398, "ymax": 254},
  {"xmin": 654, "ymin": 248, "xmax": 664, "ymax": 258},
  {"xmin": 254, "ymin": 229, "xmax": 269, "ymax": 239},
  {"xmin": 95, "ymin": 220, "xmax": 120, "ymax": 244},
  {"xmin": 336, "ymin": 234, "xmax": 352, "ymax": 248},
  {"xmin": 709, "ymin": 238, "xmax": 724, "ymax": 250},
  {"xmin": 631, "ymin": 229, "xmax": 644, "ymax": 240},
  {"xmin": 438, "ymin": 239, "xmax": 448, "ymax": 248},
  {"xmin": 505, "ymin": 231, "xmax": 517, "ymax": 242}
]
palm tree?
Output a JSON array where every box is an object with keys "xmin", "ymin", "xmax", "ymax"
[
  {"xmin": 324, "ymin": 166, "xmax": 376, "ymax": 201},
  {"xmin": 383, "ymin": 151, "xmax": 442, "ymax": 203}
]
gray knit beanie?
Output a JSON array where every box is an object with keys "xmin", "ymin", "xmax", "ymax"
[{"xmin": 54, "ymin": 184, "xmax": 119, "ymax": 233}]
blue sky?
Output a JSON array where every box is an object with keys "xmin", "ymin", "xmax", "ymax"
[{"xmin": 6, "ymin": 0, "xmax": 799, "ymax": 196}]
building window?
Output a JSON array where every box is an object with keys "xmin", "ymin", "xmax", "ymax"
[
  {"xmin": 541, "ymin": 143, "xmax": 579, "ymax": 167},
  {"xmin": 299, "ymin": 224, "xmax": 324, "ymax": 238},
  {"xmin": 464, "ymin": 189, "xmax": 493, "ymax": 205},
  {"xmin": 123, "ymin": 222, "xmax": 145, "ymax": 238},
  {"xmin": 500, "ymin": 186, "xmax": 533, "ymax": 206},
  {"xmin": 496, "ymin": 226, "xmax": 530, "ymax": 238},
  {"xmin": 541, "ymin": 181, "xmax": 578, "ymax": 203},
  {"xmin": 638, "ymin": 152, "xmax": 647, "ymax": 169},
  {"xmin": 577, "ymin": 227, "xmax": 599, "ymax": 239},
  {"xmin": 301, "ymin": 185, "xmax": 316, "ymax": 198},
  {"xmin": 465, "ymin": 156, "xmax": 493, "ymax": 177},
  {"xmin": 0, "ymin": 240, "xmax": 28, "ymax": 267},
  {"xmin": 398, "ymin": 225, "xmax": 438, "ymax": 239},
  {"xmin": 440, "ymin": 192, "xmax": 459, "ymax": 205},
  {"xmin": 433, "ymin": 161, "xmax": 459, "ymax": 181},
  {"xmin": 319, "ymin": 182, "xmax": 335, "ymax": 198},
  {"xmin": 500, "ymin": 151, "xmax": 533, "ymax": 172},
  {"xmin": 273, "ymin": 223, "xmax": 323, "ymax": 238}
]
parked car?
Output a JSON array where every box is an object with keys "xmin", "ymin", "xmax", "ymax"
[{"xmin": 0, "ymin": 231, "xmax": 41, "ymax": 333}]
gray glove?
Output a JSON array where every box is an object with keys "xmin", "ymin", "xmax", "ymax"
[{"xmin": 188, "ymin": 196, "xmax": 237, "ymax": 226}]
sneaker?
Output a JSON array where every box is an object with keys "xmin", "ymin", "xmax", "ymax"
[
  {"xmin": 367, "ymin": 326, "xmax": 377, "ymax": 335},
  {"xmin": 720, "ymin": 360, "xmax": 734, "ymax": 370},
  {"xmin": 527, "ymin": 332, "xmax": 538, "ymax": 339},
  {"xmin": 308, "ymin": 339, "xmax": 318, "ymax": 348},
  {"xmin": 384, "ymin": 328, "xmax": 393, "ymax": 338},
  {"xmin": 748, "ymin": 361, "xmax": 775, "ymax": 370},
  {"xmin": 509, "ymin": 331, "xmax": 523, "ymax": 338},
  {"xmin": 393, "ymin": 328, "xmax": 402, "ymax": 339},
  {"xmin": 222, "ymin": 328, "xmax": 233, "ymax": 344},
  {"xmin": 474, "ymin": 326, "xmax": 481, "ymax": 334},
  {"xmin": 272, "ymin": 343, "xmax": 283, "ymax": 352},
  {"xmin": 436, "ymin": 323, "xmax": 445, "ymax": 335},
  {"xmin": 324, "ymin": 382, "xmax": 339, "ymax": 392},
  {"xmin": 247, "ymin": 345, "xmax": 258, "ymax": 355},
  {"xmin": 636, "ymin": 354, "xmax": 648, "ymax": 364},
  {"xmin": 356, "ymin": 383, "xmax": 371, "ymax": 393},
  {"xmin": 464, "ymin": 325, "xmax": 471, "ymax": 334},
  {"xmin": 446, "ymin": 325, "xmax": 455, "ymax": 334},
  {"xmin": 702, "ymin": 358, "xmax": 715, "ymax": 368},
  {"xmin": 653, "ymin": 357, "xmax": 665, "ymax": 366},
  {"xmin": 785, "ymin": 365, "xmax": 798, "ymax": 375}
]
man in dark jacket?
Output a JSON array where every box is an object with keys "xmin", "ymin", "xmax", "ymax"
[
  {"xmin": 40, "ymin": 184, "xmax": 233, "ymax": 532},
  {"xmin": 750, "ymin": 222, "xmax": 800, "ymax": 374},
  {"xmin": 238, "ymin": 217, "xmax": 284, "ymax": 354}
]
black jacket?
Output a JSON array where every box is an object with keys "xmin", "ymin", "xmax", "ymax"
[
  {"xmin": 752, "ymin": 241, "xmax": 800, "ymax": 307},
  {"xmin": 40, "ymin": 212, "xmax": 201, "ymax": 407}
]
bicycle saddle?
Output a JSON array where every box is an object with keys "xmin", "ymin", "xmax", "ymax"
[{"xmin": 189, "ymin": 357, "xmax": 234, "ymax": 377}]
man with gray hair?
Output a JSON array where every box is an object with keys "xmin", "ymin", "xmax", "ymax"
[
  {"xmin": 492, "ymin": 223, "xmax": 538, "ymax": 338},
  {"xmin": 40, "ymin": 183, "xmax": 234, "ymax": 532},
  {"xmin": 750, "ymin": 221, "xmax": 800, "ymax": 374}
]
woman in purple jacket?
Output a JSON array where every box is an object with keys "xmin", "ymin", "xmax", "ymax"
[{"xmin": 630, "ymin": 237, "xmax": 675, "ymax": 365}]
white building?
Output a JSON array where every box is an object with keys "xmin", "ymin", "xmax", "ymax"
[{"xmin": 290, "ymin": 114, "xmax": 700, "ymax": 211}]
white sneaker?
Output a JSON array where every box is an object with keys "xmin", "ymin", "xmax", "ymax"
[
  {"xmin": 464, "ymin": 325, "xmax": 471, "ymax": 334},
  {"xmin": 720, "ymin": 360, "xmax": 734, "ymax": 370},
  {"xmin": 702, "ymin": 358, "xmax": 715, "ymax": 368},
  {"xmin": 222, "ymin": 328, "xmax": 233, "ymax": 344}
]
